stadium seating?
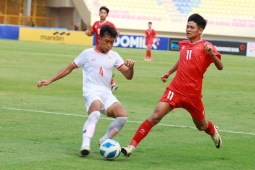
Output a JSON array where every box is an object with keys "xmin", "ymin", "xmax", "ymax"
[
  {"xmin": 87, "ymin": 0, "xmax": 255, "ymax": 29},
  {"xmin": 85, "ymin": 0, "xmax": 255, "ymax": 37},
  {"xmin": 194, "ymin": 0, "xmax": 255, "ymax": 28}
]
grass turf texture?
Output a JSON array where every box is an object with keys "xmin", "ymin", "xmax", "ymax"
[{"xmin": 0, "ymin": 39, "xmax": 255, "ymax": 170}]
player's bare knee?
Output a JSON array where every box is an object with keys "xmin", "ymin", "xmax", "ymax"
[
  {"xmin": 149, "ymin": 114, "xmax": 162, "ymax": 125},
  {"xmin": 196, "ymin": 125, "xmax": 207, "ymax": 131}
]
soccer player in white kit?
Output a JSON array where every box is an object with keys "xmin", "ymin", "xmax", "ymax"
[{"xmin": 37, "ymin": 25, "xmax": 135, "ymax": 156}]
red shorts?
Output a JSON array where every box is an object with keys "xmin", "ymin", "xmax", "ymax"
[
  {"xmin": 146, "ymin": 42, "xmax": 153, "ymax": 48},
  {"xmin": 159, "ymin": 88, "xmax": 205, "ymax": 121}
]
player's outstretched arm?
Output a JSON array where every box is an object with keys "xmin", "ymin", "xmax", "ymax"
[
  {"xmin": 161, "ymin": 60, "xmax": 179, "ymax": 82},
  {"xmin": 37, "ymin": 63, "xmax": 76, "ymax": 88},
  {"xmin": 120, "ymin": 59, "xmax": 135, "ymax": 80},
  {"xmin": 85, "ymin": 30, "xmax": 94, "ymax": 36},
  {"xmin": 204, "ymin": 43, "xmax": 224, "ymax": 70},
  {"xmin": 155, "ymin": 36, "xmax": 159, "ymax": 46}
]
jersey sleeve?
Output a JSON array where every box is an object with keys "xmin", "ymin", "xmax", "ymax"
[
  {"xmin": 178, "ymin": 40, "xmax": 186, "ymax": 51},
  {"xmin": 212, "ymin": 44, "xmax": 221, "ymax": 60},
  {"xmin": 72, "ymin": 50, "xmax": 87, "ymax": 68},
  {"xmin": 91, "ymin": 22, "xmax": 97, "ymax": 34},
  {"xmin": 206, "ymin": 41, "xmax": 222, "ymax": 60},
  {"xmin": 113, "ymin": 52, "xmax": 125, "ymax": 70}
]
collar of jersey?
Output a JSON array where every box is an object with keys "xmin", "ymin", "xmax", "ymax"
[{"xmin": 94, "ymin": 46, "xmax": 108, "ymax": 54}]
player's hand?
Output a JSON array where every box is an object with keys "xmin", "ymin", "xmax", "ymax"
[
  {"xmin": 156, "ymin": 42, "xmax": 159, "ymax": 46},
  {"xmin": 124, "ymin": 59, "xmax": 135, "ymax": 68},
  {"xmin": 85, "ymin": 30, "xmax": 90, "ymax": 35},
  {"xmin": 161, "ymin": 73, "xmax": 169, "ymax": 82},
  {"xmin": 37, "ymin": 80, "xmax": 51, "ymax": 88},
  {"xmin": 204, "ymin": 43, "xmax": 214, "ymax": 56}
]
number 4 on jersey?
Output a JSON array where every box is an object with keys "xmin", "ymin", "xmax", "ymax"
[{"xmin": 99, "ymin": 67, "xmax": 104, "ymax": 77}]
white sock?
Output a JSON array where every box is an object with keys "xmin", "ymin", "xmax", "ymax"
[
  {"xmin": 81, "ymin": 111, "xmax": 100, "ymax": 148},
  {"xmin": 100, "ymin": 117, "xmax": 127, "ymax": 143}
]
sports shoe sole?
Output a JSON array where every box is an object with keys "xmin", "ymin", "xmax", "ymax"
[
  {"xmin": 80, "ymin": 147, "xmax": 90, "ymax": 156},
  {"xmin": 214, "ymin": 126, "xmax": 222, "ymax": 149},
  {"xmin": 121, "ymin": 147, "xmax": 132, "ymax": 157}
]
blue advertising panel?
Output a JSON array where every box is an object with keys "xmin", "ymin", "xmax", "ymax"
[
  {"xmin": 113, "ymin": 34, "xmax": 169, "ymax": 50},
  {"xmin": 93, "ymin": 34, "xmax": 169, "ymax": 50},
  {"xmin": 0, "ymin": 25, "xmax": 19, "ymax": 40},
  {"xmin": 93, "ymin": 34, "xmax": 96, "ymax": 45}
]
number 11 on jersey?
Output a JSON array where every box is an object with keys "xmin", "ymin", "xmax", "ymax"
[{"xmin": 167, "ymin": 91, "xmax": 174, "ymax": 100}]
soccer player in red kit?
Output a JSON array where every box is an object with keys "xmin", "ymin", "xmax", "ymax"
[
  {"xmin": 144, "ymin": 22, "xmax": 159, "ymax": 61},
  {"xmin": 85, "ymin": 6, "xmax": 120, "ymax": 91},
  {"xmin": 122, "ymin": 13, "xmax": 224, "ymax": 157}
]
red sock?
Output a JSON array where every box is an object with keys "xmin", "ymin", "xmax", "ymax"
[
  {"xmin": 130, "ymin": 119, "xmax": 154, "ymax": 147},
  {"xmin": 148, "ymin": 50, "xmax": 151, "ymax": 58},
  {"xmin": 205, "ymin": 120, "xmax": 216, "ymax": 135},
  {"xmin": 146, "ymin": 50, "xmax": 149, "ymax": 58}
]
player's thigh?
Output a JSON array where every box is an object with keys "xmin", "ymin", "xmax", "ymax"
[
  {"xmin": 87, "ymin": 99, "xmax": 103, "ymax": 114},
  {"xmin": 103, "ymin": 94, "xmax": 127, "ymax": 118},
  {"xmin": 184, "ymin": 97, "xmax": 207, "ymax": 130},
  {"xmin": 85, "ymin": 93, "xmax": 103, "ymax": 114},
  {"xmin": 148, "ymin": 102, "xmax": 172, "ymax": 125},
  {"xmin": 107, "ymin": 102, "xmax": 127, "ymax": 118}
]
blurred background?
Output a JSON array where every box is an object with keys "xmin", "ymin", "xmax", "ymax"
[
  {"xmin": 0, "ymin": 0, "xmax": 254, "ymax": 56},
  {"xmin": 1, "ymin": 0, "xmax": 255, "ymax": 40}
]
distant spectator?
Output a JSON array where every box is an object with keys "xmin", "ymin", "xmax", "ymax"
[
  {"xmin": 31, "ymin": 21, "xmax": 35, "ymax": 27},
  {"xmin": 74, "ymin": 22, "xmax": 79, "ymax": 31},
  {"xmin": 81, "ymin": 23, "xmax": 87, "ymax": 31}
]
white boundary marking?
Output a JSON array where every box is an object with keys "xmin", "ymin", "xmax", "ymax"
[{"xmin": 1, "ymin": 106, "xmax": 255, "ymax": 136}]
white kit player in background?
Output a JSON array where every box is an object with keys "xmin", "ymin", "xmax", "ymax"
[
  {"xmin": 85, "ymin": 6, "xmax": 120, "ymax": 92},
  {"xmin": 37, "ymin": 25, "xmax": 135, "ymax": 157}
]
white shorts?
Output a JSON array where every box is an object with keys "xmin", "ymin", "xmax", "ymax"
[{"xmin": 84, "ymin": 90, "xmax": 120, "ymax": 115}]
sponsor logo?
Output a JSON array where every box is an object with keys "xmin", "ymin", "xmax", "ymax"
[
  {"xmin": 210, "ymin": 41, "xmax": 246, "ymax": 55},
  {"xmin": 40, "ymin": 31, "xmax": 70, "ymax": 41},
  {"xmin": 214, "ymin": 46, "xmax": 240, "ymax": 52},
  {"xmin": 169, "ymin": 39, "xmax": 183, "ymax": 51},
  {"xmin": 169, "ymin": 38, "xmax": 247, "ymax": 55},
  {"xmin": 139, "ymin": 128, "xmax": 145, "ymax": 135},
  {"xmin": 114, "ymin": 35, "xmax": 159, "ymax": 49}
]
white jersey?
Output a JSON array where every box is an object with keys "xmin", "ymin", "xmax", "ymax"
[{"xmin": 72, "ymin": 47, "xmax": 124, "ymax": 96}]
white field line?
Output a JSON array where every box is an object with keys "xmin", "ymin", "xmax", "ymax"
[{"xmin": 1, "ymin": 106, "xmax": 255, "ymax": 136}]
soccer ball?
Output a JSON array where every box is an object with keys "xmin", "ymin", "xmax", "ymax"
[{"xmin": 99, "ymin": 139, "xmax": 121, "ymax": 160}]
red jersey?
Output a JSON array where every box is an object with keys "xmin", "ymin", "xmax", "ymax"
[
  {"xmin": 145, "ymin": 29, "xmax": 157, "ymax": 45},
  {"xmin": 168, "ymin": 39, "xmax": 221, "ymax": 97},
  {"xmin": 92, "ymin": 21, "xmax": 118, "ymax": 46}
]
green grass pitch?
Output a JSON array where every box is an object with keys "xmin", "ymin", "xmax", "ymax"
[{"xmin": 0, "ymin": 39, "xmax": 255, "ymax": 170}]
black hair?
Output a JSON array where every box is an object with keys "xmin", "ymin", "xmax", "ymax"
[
  {"xmin": 188, "ymin": 13, "xmax": 207, "ymax": 29},
  {"xmin": 100, "ymin": 6, "xmax": 109, "ymax": 14},
  {"xmin": 148, "ymin": 21, "xmax": 152, "ymax": 24},
  {"xmin": 100, "ymin": 25, "xmax": 117, "ymax": 38}
]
